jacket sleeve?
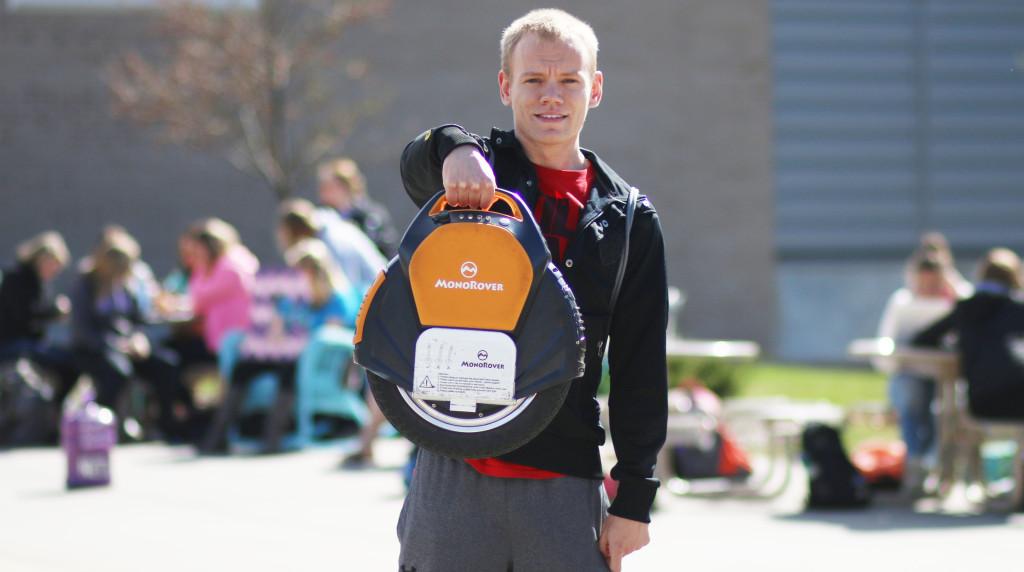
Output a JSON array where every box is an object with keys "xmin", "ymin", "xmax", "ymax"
[
  {"xmin": 70, "ymin": 277, "xmax": 104, "ymax": 352},
  {"xmin": 399, "ymin": 124, "xmax": 489, "ymax": 208},
  {"xmin": 911, "ymin": 306, "xmax": 958, "ymax": 348},
  {"xmin": 606, "ymin": 201, "xmax": 669, "ymax": 523},
  {"xmin": 0, "ymin": 270, "xmax": 33, "ymax": 336}
]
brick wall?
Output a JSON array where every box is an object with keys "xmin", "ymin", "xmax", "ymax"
[{"xmin": 0, "ymin": 1, "xmax": 777, "ymax": 353}]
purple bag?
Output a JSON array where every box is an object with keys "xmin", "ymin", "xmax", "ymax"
[{"xmin": 61, "ymin": 401, "xmax": 117, "ymax": 489}]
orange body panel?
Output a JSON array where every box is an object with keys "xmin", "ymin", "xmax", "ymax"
[
  {"xmin": 354, "ymin": 270, "xmax": 387, "ymax": 344},
  {"xmin": 408, "ymin": 224, "xmax": 533, "ymax": 332}
]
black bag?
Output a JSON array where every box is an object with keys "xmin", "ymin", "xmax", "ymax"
[
  {"xmin": 801, "ymin": 423, "xmax": 870, "ymax": 508},
  {"xmin": 0, "ymin": 359, "xmax": 59, "ymax": 447},
  {"xmin": 672, "ymin": 432, "xmax": 723, "ymax": 480}
]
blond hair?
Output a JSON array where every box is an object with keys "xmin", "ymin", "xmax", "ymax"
[
  {"xmin": 88, "ymin": 229, "xmax": 140, "ymax": 296},
  {"xmin": 977, "ymin": 248, "xmax": 1022, "ymax": 290},
  {"xmin": 16, "ymin": 231, "xmax": 70, "ymax": 267},
  {"xmin": 188, "ymin": 217, "xmax": 241, "ymax": 262},
  {"xmin": 277, "ymin": 198, "xmax": 320, "ymax": 247},
  {"xmin": 500, "ymin": 9, "xmax": 599, "ymax": 75},
  {"xmin": 318, "ymin": 157, "xmax": 366, "ymax": 197},
  {"xmin": 285, "ymin": 238, "xmax": 351, "ymax": 299}
]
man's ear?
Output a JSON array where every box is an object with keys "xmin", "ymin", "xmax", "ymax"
[
  {"xmin": 589, "ymin": 70, "xmax": 604, "ymax": 109},
  {"xmin": 498, "ymin": 70, "xmax": 511, "ymax": 106}
]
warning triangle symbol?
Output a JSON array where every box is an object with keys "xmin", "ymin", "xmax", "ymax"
[{"xmin": 419, "ymin": 376, "xmax": 435, "ymax": 389}]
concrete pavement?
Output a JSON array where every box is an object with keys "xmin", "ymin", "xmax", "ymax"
[{"xmin": 1, "ymin": 439, "xmax": 1020, "ymax": 571}]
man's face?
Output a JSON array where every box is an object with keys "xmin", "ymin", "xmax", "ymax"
[{"xmin": 498, "ymin": 33, "xmax": 603, "ymax": 156}]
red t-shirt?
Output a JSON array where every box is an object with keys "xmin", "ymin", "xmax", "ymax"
[
  {"xmin": 466, "ymin": 161, "xmax": 594, "ymax": 480},
  {"xmin": 531, "ymin": 162, "xmax": 594, "ymax": 263}
]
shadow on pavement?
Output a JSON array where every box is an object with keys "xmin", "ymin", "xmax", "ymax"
[{"xmin": 776, "ymin": 493, "xmax": 1014, "ymax": 531}]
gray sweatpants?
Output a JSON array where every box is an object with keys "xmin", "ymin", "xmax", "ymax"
[{"xmin": 398, "ymin": 449, "xmax": 611, "ymax": 572}]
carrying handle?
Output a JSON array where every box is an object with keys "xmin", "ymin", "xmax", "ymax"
[{"xmin": 428, "ymin": 188, "xmax": 524, "ymax": 222}]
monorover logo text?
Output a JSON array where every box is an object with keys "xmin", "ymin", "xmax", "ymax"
[
  {"xmin": 436, "ymin": 261, "xmax": 504, "ymax": 291},
  {"xmin": 435, "ymin": 278, "xmax": 505, "ymax": 291},
  {"xmin": 460, "ymin": 361, "xmax": 506, "ymax": 369}
]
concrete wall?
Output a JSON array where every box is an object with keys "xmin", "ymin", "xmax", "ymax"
[
  {"xmin": 0, "ymin": 1, "xmax": 777, "ymax": 352},
  {"xmin": 777, "ymin": 258, "xmax": 981, "ymax": 363}
]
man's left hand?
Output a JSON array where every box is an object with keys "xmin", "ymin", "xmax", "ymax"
[{"xmin": 598, "ymin": 515, "xmax": 649, "ymax": 572}]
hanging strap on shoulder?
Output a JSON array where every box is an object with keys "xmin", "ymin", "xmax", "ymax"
[{"xmin": 608, "ymin": 187, "xmax": 638, "ymax": 319}]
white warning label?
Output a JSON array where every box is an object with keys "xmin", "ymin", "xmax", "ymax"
[{"xmin": 412, "ymin": 328, "xmax": 516, "ymax": 405}]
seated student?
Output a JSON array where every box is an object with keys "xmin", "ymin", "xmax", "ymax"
[
  {"xmin": 277, "ymin": 201, "xmax": 390, "ymax": 467},
  {"xmin": 165, "ymin": 218, "xmax": 258, "ymax": 370},
  {"xmin": 198, "ymin": 240, "xmax": 357, "ymax": 455},
  {"xmin": 317, "ymin": 157, "xmax": 399, "ymax": 257},
  {"xmin": 913, "ymin": 248, "xmax": 1024, "ymax": 420},
  {"xmin": 914, "ymin": 231, "xmax": 973, "ymax": 299},
  {"xmin": 157, "ymin": 229, "xmax": 205, "ymax": 353},
  {"xmin": 0, "ymin": 231, "xmax": 79, "ymax": 406},
  {"xmin": 71, "ymin": 228, "xmax": 194, "ymax": 440},
  {"xmin": 876, "ymin": 254, "xmax": 956, "ymax": 493},
  {"xmin": 278, "ymin": 198, "xmax": 386, "ymax": 296},
  {"xmin": 96, "ymin": 225, "xmax": 162, "ymax": 320}
]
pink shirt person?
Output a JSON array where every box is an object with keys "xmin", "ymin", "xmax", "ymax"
[{"xmin": 189, "ymin": 244, "xmax": 258, "ymax": 352}]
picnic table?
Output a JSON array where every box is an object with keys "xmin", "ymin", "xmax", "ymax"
[
  {"xmin": 847, "ymin": 338, "xmax": 963, "ymax": 495},
  {"xmin": 660, "ymin": 337, "xmax": 777, "ymax": 497},
  {"xmin": 846, "ymin": 337, "xmax": 1024, "ymax": 511},
  {"xmin": 666, "ymin": 338, "xmax": 760, "ymax": 361}
]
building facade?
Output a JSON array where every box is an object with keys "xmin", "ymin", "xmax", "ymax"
[
  {"xmin": 1, "ymin": 1, "xmax": 778, "ymax": 359},
  {"xmin": 11, "ymin": 1, "xmax": 1021, "ymax": 362},
  {"xmin": 773, "ymin": 0, "xmax": 1024, "ymax": 360}
]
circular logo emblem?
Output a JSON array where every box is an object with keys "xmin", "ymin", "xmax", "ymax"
[
  {"xmin": 460, "ymin": 261, "xmax": 478, "ymax": 279},
  {"xmin": 477, "ymin": 350, "xmax": 489, "ymax": 361}
]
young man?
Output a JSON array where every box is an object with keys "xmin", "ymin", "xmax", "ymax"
[{"xmin": 398, "ymin": 9, "xmax": 668, "ymax": 571}]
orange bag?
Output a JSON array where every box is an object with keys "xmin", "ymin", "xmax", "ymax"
[{"xmin": 851, "ymin": 440, "xmax": 906, "ymax": 486}]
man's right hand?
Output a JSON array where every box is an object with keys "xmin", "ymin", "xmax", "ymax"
[{"xmin": 442, "ymin": 145, "xmax": 496, "ymax": 209}]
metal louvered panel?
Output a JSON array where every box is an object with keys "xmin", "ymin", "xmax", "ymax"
[
  {"xmin": 774, "ymin": 0, "xmax": 920, "ymax": 259},
  {"xmin": 926, "ymin": 0, "xmax": 1024, "ymax": 251},
  {"xmin": 774, "ymin": 0, "xmax": 1024, "ymax": 259}
]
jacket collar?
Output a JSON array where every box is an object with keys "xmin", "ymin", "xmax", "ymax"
[{"xmin": 489, "ymin": 127, "xmax": 631, "ymax": 227}]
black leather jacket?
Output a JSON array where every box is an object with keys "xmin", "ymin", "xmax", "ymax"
[
  {"xmin": 0, "ymin": 262, "xmax": 62, "ymax": 344},
  {"xmin": 401, "ymin": 125, "xmax": 668, "ymax": 523}
]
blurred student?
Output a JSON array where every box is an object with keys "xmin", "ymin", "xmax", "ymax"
[
  {"xmin": 876, "ymin": 254, "xmax": 955, "ymax": 493},
  {"xmin": 913, "ymin": 248, "xmax": 1024, "ymax": 420},
  {"xmin": 278, "ymin": 198, "xmax": 385, "ymax": 295},
  {"xmin": 277, "ymin": 199, "xmax": 389, "ymax": 465},
  {"xmin": 0, "ymin": 231, "xmax": 79, "ymax": 404},
  {"xmin": 199, "ymin": 240, "xmax": 357, "ymax": 454},
  {"xmin": 170, "ymin": 218, "xmax": 258, "ymax": 370},
  {"xmin": 71, "ymin": 228, "xmax": 193, "ymax": 440},
  {"xmin": 97, "ymin": 225, "xmax": 161, "ymax": 319},
  {"xmin": 911, "ymin": 231, "xmax": 972, "ymax": 299},
  {"xmin": 161, "ymin": 231, "xmax": 199, "ymax": 297},
  {"xmin": 317, "ymin": 157, "xmax": 399, "ymax": 257}
]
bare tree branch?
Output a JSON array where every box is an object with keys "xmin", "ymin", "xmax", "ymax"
[{"xmin": 108, "ymin": 0, "xmax": 391, "ymax": 200}]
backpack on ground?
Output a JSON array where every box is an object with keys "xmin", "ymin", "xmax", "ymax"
[
  {"xmin": 0, "ymin": 359, "xmax": 59, "ymax": 447},
  {"xmin": 801, "ymin": 423, "xmax": 871, "ymax": 509},
  {"xmin": 672, "ymin": 427, "xmax": 752, "ymax": 480},
  {"xmin": 667, "ymin": 383, "xmax": 752, "ymax": 480}
]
